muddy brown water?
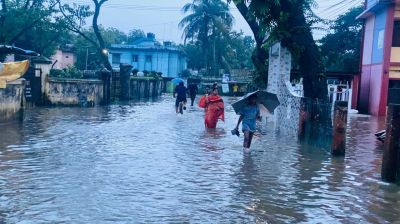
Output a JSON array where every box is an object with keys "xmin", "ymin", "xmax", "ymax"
[{"xmin": 0, "ymin": 96, "xmax": 398, "ymax": 223}]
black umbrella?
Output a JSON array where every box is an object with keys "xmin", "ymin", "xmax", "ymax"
[{"xmin": 232, "ymin": 90, "xmax": 280, "ymax": 114}]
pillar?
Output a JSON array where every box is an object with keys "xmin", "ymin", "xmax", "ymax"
[
  {"xmin": 331, "ymin": 101, "xmax": 348, "ymax": 156},
  {"xmin": 100, "ymin": 69, "xmax": 111, "ymax": 105},
  {"xmin": 381, "ymin": 104, "xmax": 400, "ymax": 182},
  {"xmin": 120, "ymin": 63, "xmax": 132, "ymax": 100}
]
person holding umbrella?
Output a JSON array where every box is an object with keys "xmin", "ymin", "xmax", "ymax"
[{"xmin": 233, "ymin": 94, "xmax": 261, "ymax": 153}]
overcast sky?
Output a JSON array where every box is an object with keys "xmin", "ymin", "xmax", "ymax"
[{"xmin": 64, "ymin": 0, "xmax": 364, "ymax": 43}]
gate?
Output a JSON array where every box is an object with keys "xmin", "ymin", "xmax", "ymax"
[{"xmin": 23, "ymin": 67, "xmax": 42, "ymax": 106}]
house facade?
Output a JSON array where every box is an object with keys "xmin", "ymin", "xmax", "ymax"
[
  {"xmin": 357, "ymin": 0, "xmax": 400, "ymax": 116},
  {"xmin": 51, "ymin": 45, "xmax": 76, "ymax": 70},
  {"xmin": 109, "ymin": 33, "xmax": 187, "ymax": 78}
]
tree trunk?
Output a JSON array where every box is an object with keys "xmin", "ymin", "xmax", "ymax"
[
  {"xmin": 93, "ymin": 1, "xmax": 112, "ymax": 71},
  {"xmin": 233, "ymin": 1, "xmax": 269, "ymax": 87},
  {"xmin": 252, "ymin": 43, "xmax": 269, "ymax": 88},
  {"xmin": 281, "ymin": 0, "xmax": 328, "ymax": 100},
  {"xmin": 202, "ymin": 17, "xmax": 209, "ymax": 75}
]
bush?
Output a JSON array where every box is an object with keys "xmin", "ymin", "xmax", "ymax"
[
  {"xmin": 50, "ymin": 66, "xmax": 83, "ymax": 79},
  {"xmin": 180, "ymin": 69, "xmax": 192, "ymax": 78}
]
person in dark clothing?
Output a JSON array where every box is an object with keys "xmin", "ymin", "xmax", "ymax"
[
  {"xmin": 173, "ymin": 82, "xmax": 187, "ymax": 114},
  {"xmin": 188, "ymin": 83, "xmax": 199, "ymax": 106}
]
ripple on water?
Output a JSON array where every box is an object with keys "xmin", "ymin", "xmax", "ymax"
[{"xmin": 0, "ymin": 96, "xmax": 399, "ymax": 223}]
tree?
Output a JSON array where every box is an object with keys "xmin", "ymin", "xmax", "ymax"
[
  {"xmin": 230, "ymin": 0, "xmax": 328, "ymax": 100},
  {"xmin": 0, "ymin": 0, "xmax": 63, "ymax": 59},
  {"xmin": 232, "ymin": 0, "xmax": 269, "ymax": 88},
  {"xmin": 72, "ymin": 26, "xmax": 133, "ymax": 70},
  {"xmin": 319, "ymin": 6, "xmax": 364, "ymax": 73},
  {"xmin": 59, "ymin": 0, "xmax": 112, "ymax": 70},
  {"xmin": 127, "ymin": 29, "xmax": 145, "ymax": 44},
  {"xmin": 182, "ymin": 31, "xmax": 255, "ymax": 73},
  {"xmin": 179, "ymin": 0, "xmax": 233, "ymax": 75}
]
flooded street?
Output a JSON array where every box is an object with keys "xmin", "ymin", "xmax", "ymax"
[{"xmin": 0, "ymin": 95, "xmax": 399, "ymax": 223}]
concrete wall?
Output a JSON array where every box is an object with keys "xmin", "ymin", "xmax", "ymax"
[
  {"xmin": 45, "ymin": 78, "xmax": 103, "ymax": 106},
  {"xmin": 267, "ymin": 43, "xmax": 332, "ymax": 147},
  {"xmin": 359, "ymin": 4, "xmax": 394, "ymax": 116},
  {"xmin": 129, "ymin": 78, "xmax": 163, "ymax": 99},
  {"xmin": 267, "ymin": 43, "xmax": 302, "ymax": 137},
  {"xmin": 372, "ymin": 9, "xmax": 387, "ymax": 64},
  {"xmin": 0, "ymin": 80, "xmax": 24, "ymax": 122}
]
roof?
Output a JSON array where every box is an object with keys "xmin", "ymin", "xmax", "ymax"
[
  {"xmin": 357, "ymin": 0, "xmax": 394, "ymax": 19},
  {"xmin": 111, "ymin": 32, "xmax": 185, "ymax": 55},
  {"xmin": 110, "ymin": 44, "xmax": 185, "ymax": 55}
]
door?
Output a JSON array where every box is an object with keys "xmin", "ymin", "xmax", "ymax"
[{"xmin": 23, "ymin": 67, "xmax": 42, "ymax": 106}]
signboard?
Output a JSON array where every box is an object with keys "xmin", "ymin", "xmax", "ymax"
[{"xmin": 377, "ymin": 30, "xmax": 384, "ymax": 49}]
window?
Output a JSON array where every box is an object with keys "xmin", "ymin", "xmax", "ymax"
[
  {"xmin": 132, "ymin": 55, "xmax": 138, "ymax": 63},
  {"xmin": 393, "ymin": 21, "xmax": 400, "ymax": 47},
  {"xmin": 112, "ymin": 53, "xmax": 121, "ymax": 64},
  {"xmin": 145, "ymin": 55, "xmax": 152, "ymax": 63}
]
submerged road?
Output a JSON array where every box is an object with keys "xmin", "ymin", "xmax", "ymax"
[{"xmin": 0, "ymin": 95, "xmax": 398, "ymax": 223}]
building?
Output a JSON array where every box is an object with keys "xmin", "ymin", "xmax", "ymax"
[
  {"xmin": 109, "ymin": 33, "xmax": 187, "ymax": 78},
  {"xmin": 51, "ymin": 45, "xmax": 76, "ymax": 70},
  {"xmin": 357, "ymin": 0, "xmax": 400, "ymax": 116}
]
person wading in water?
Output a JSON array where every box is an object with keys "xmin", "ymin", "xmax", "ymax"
[
  {"xmin": 198, "ymin": 87, "xmax": 224, "ymax": 128},
  {"xmin": 173, "ymin": 82, "xmax": 187, "ymax": 114},
  {"xmin": 234, "ymin": 94, "xmax": 261, "ymax": 153},
  {"xmin": 188, "ymin": 83, "xmax": 199, "ymax": 106}
]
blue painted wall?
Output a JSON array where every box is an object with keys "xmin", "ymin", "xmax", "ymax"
[
  {"xmin": 109, "ymin": 49, "xmax": 187, "ymax": 78},
  {"xmin": 371, "ymin": 8, "xmax": 387, "ymax": 64}
]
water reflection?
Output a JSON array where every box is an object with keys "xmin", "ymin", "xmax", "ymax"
[{"xmin": 0, "ymin": 96, "xmax": 399, "ymax": 223}]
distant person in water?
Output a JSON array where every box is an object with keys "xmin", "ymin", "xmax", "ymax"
[
  {"xmin": 234, "ymin": 94, "xmax": 261, "ymax": 153},
  {"xmin": 173, "ymin": 82, "xmax": 187, "ymax": 114},
  {"xmin": 188, "ymin": 83, "xmax": 199, "ymax": 106},
  {"xmin": 199, "ymin": 87, "xmax": 224, "ymax": 128}
]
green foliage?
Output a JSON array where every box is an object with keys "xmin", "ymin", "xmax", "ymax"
[
  {"xmin": 230, "ymin": 0, "xmax": 330, "ymax": 99},
  {"xmin": 50, "ymin": 66, "xmax": 83, "ymax": 79},
  {"xmin": 319, "ymin": 6, "xmax": 364, "ymax": 73},
  {"xmin": 180, "ymin": 69, "xmax": 192, "ymax": 78},
  {"xmin": 183, "ymin": 31, "xmax": 255, "ymax": 72},
  {"xmin": 179, "ymin": 0, "xmax": 234, "ymax": 74},
  {"xmin": 127, "ymin": 29, "xmax": 145, "ymax": 44},
  {"xmin": 73, "ymin": 27, "xmax": 146, "ymax": 70},
  {"xmin": 0, "ymin": 0, "xmax": 68, "ymax": 57}
]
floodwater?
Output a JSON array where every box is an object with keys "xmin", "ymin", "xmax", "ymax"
[{"xmin": 0, "ymin": 96, "xmax": 399, "ymax": 223}]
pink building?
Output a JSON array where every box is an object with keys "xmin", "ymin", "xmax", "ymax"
[
  {"xmin": 51, "ymin": 46, "xmax": 76, "ymax": 70},
  {"xmin": 357, "ymin": 0, "xmax": 400, "ymax": 116}
]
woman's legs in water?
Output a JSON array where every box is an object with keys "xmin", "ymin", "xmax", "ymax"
[{"xmin": 243, "ymin": 131, "xmax": 254, "ymax": 152}]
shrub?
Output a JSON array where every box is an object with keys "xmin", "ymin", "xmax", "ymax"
[
  {"xmin": 49, "ymin": 66, "xmax": 83, "ymax": 79},
  {"xmin": 180, "ymin": 69, "xmax": 192, "ymax": 78}
]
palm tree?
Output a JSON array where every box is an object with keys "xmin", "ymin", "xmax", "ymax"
[{"xmin": 179, "ymin": 0, "xmax": 233, "ymax": 76}]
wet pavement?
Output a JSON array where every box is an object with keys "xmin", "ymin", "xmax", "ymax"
[{"xmin": 0, "ymin": 96, "xmax": 399, "ymax": 223}]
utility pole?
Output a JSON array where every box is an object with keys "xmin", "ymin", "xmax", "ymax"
[{"xmin": 85, "ymin": 47, "xmax": 89, "ymax": 71}]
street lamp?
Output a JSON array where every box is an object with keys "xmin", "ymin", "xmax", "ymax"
[{"xmin": 102, "ymin": 48, "xmax": 109, "ymax": 55}]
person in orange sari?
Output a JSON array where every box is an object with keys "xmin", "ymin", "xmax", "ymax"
[{"xmin": 199, "ymin": 87, "xmax": 224, "ymax": 128}]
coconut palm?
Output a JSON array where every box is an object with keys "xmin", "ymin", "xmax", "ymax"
[{"xmin": 179, "ymin": 0, "xmax": 233, "ymax": 75}]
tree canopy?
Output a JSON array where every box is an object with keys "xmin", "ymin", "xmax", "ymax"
[
  {"xmin": 231, "ymin": 0, "xmax": 328, "ymax": 99},
  {"xmin": 179, "ymin": 0, "xmax": 234, "ymax": 75},
  {"xmin": 0, "ymin": 0, "xmax": 66, "ymax": 59},
  {"xmin": 319, "ymin": 6, "xmax": 364, "ymax": 73}
]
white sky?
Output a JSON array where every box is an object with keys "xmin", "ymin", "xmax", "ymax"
[{"xmin": 64, "ymin": 0, "xmax": 364, "ymax": 43}]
